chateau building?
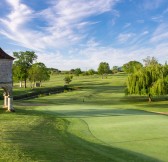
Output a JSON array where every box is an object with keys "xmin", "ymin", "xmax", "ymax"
[{"xmin": 0, "ymin": 48, "xmax": 15, "ymax": 111}]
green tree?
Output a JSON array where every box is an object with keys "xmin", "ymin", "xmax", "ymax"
[
  {"xmin": 112, "ymin": 66, "xmax": 119, "ymax": 74},
  {"xmin": 13, "ymin": 51, "xmax": 37, "ymax": 88},
  {"xmin": 28, "ymin": 62, "xmax": 50, "ymax": 87},
  {"xmin": 126, "ymin": 57, "xmax": 168, "ymax": 102},
  {"xmin": 74, "ymin": 68, "xmax": 82, "ymax": 76},
  {"xmin": 122, "ymin": 61, "xmax": 143, "ymax": 74},
  {"xmin": 69, "ymin": 69, "xmax": 75, "ymax": 74},
  {"xmin": 49, "ymin": 68, "xmax": 61, "ymax": 75},
  {"xmin": 64, "ymin": 76, "xmax": 73, "ymax": 85},
  {"xmin": 98, "ymin": 62, "xmax": 110, "ymax": 78},
  {"xmin": 87, "ymin": 69, "xmax": 95, "ymax": 75},
  {"xmin": 12, "ymin": 64, "xmax": 24, "ymax": 87}
]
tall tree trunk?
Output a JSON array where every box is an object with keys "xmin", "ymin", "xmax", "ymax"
[
  {"xmin": 24, "ymin": 78, "xmax": 27, "ymax": 88},
  {"xmin": 33, "ymin": 81, "xmax": 35, "ymax": 88},
  {"xmin": 148, "ymin": 94, "xmax": 152, "ymax": 102},
  {"xmin": 19, "ymin": 81, "xmax": 22, "ymax": 88}
]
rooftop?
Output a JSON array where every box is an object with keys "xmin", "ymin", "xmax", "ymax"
[{"xmin": 0, "ymin": 48, "xmax": 14, "ymax": 60}]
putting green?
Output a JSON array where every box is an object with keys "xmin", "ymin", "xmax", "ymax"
[
  {"xmin": 84, "ymin": 111, "xmax": 168, "ymax": 161},
  {"xmin": 27, "ymin": 101, "xmax": 168, "ymax": 162}
]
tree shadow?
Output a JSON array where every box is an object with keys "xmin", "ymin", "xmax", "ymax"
[{"xmin": 137, "ymin": 103, "xmax": 168, "ymax": 110}]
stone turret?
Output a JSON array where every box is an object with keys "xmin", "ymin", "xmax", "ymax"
[{"xmin": 0, "ymin": 48, "xmax": 15, "ymax": 112}]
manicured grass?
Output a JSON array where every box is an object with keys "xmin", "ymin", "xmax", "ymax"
[
  {"xmin": 0, "ymin": 74, "xmax": 66, "ymax": 99},
  {"xmin": 0, "ymin": 73, "xmax": 168, "ymax": 161}
]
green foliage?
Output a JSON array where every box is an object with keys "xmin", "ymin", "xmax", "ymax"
[
  {"xmin": 126, "ymin": 57, "xmax": 168, "ymax": 98},
  {"xmin": 74, "ymin": 68, "xmax": 82, "ymax": 76},
  {"xmin": 69, "ymin": 69, "xmax": 75, "ymax": 74},
  {"xmin": 83, "ymin": 69, "xmax": 96, "ymax": 76},
  {"xmin": 112, "ymin": 66, "xmax": 122, "ymax": 74},
  {"xmin": 64, "ymin": 75, "xmax": 72, "ymax": 84},
  {"xmin": 98, "ymin": 62, "xmax": 110, "ymax": 78},
  {"xmin": 122, "ymin": 61, "xmax": 143, "ymax": 74},
  {"xmin": 28, "ymin": 62, "xmax": 50, "ymax": 87},
  {"xmin": 48, "ymin": 68, "xmax": 61, "ymax": 75},
  {"xmin": 87, "ymin": 69, "xmax": 95, "ymax": 75},
  {"xmin": 13, "ymin": 51, "xmax": 37, "ymax": 88},
  {"xmin": 12, "ymin": 64, "xmax": 24, "ymax": 82}
]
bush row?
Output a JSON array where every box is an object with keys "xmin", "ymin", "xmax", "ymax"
[
  {"xmin": 0, "ymin": 86, "xmax": 72, "ymax": 100},
  {"xmin": 14, "ymin": 86, "xmax": 71, "ymax": 100}
]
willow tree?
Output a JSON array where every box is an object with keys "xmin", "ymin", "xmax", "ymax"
[{"xmin": 126, "ymin": 57, "xmax": 168, "ymax": 102}]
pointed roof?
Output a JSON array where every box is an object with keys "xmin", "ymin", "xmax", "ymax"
[{"xmin": 0, "ymin": 48, "xmax": 14, "ymax": 60}]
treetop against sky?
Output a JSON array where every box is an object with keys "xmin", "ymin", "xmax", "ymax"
[{"xmin": 0, "ymin": 0, "xmax": 168, "ymax": 70}]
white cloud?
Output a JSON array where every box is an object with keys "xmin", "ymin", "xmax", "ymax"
[
  {"xmin": 37, "ymin": 36, "xmax": 168, "ymax": 70},
  {"xmin": 1, "ymin": 0, "xmax": 168, "ymax": 71},
  {"xmin": 136, "ymin": 19, "xmax": 145, "ymax": 23},
  {"xmin": 0, "ymin": 0, "xmax": 120, "ymax": 51},
  {"xmin": 123, "ymin": 23, "xmax": 131, "ymax": 28},
  {"xmin": 117, "ymin": 33, "xmax": 136, "ymax": 43},
  {"xmin": 150, "ymin": 23, "xmax": 168, "ymax": 43},
  {"xmin": 163, "ymin": 7, "xmax": 168, "ymax": 14},
  {"xmin": 142, "ymin": 0, "xmax": 165, "ymax": 10},
  {"xmin": 142, "ymin": 31, "xmax": 149, "ymax": 35}
]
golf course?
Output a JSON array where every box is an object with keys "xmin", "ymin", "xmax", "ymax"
[{"xmin": 0, "ymin": 73, "xmax": 168, "ymax": 162}]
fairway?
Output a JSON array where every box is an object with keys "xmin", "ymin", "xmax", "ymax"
[{"xmin": 1, "ymin": 74, "xmax": 168, "ymax": 161}]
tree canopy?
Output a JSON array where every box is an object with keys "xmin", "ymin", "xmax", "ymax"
[
  {"xmin": 74, "ymin": 68, "xmax": 82, "ymax": 76},
  {"xmin": 98, "ymin": 62, "xmax": 110, "ymax": 78},
  {"xmin": 122, "ymin": 61, "xmax": 143, "ymax": 74},
  {"xmin": 28, "ymin": 62, "xmax": 50, "ymax": 87},
  {"xmin": 13, "ymin": 51, "xmax": 37, "ymax": 88},
  {"xmin": 64, "ymin": 75, "xmax": 73, "ymax": 85},
  {"xmin": 126, "ymin": 57, "xmax": 168, "ymax": 101},
  {"xmin": 87, "ymin": 69, "xmax": 96, "ymax": 75}
]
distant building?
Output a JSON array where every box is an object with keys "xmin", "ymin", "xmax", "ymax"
[{"xmin": 0, "ymin": 48, "xmax": 15, "ymax": 111}]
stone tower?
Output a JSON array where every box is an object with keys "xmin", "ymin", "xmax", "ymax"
[{"xmin": 0, "ymin": 48, "xmax": 15, "ymax": 111}]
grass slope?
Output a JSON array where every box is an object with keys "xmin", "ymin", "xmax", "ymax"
[{"xmin": 0, "ymin": 74, "xmax": 168, "ymax": 161}]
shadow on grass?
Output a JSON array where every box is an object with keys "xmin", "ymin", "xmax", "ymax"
[
  {"xmin": 3, "ymin": 108, "xmax": 161, "ymax": 162},
  {"xmin": 137, "ymin": 103, "xmax": 168, "ymax": 111},
  {"xmin": 82, "ymin": 85, "xmax": 125, "ymax": 94},
  {"xmin": 14, "ymin": 92, "xmax": 127, "ymax": 106},
  {"xmin": 73, "ymin": 81, "xmax": 125, "ymax": 92},
  {"xmin": 14, "ymin": 95, "xmax": 167, "ymax": 108},
  {"xmin": 39, "ymin": 108, "xmax": 156, "ymax": 118},
  {"xmin": 121, "ymin": 95, "xmax": 168, "ymax": 103}
]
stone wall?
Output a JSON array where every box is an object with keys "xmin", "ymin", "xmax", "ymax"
[{"xmin": 0, "ymin": 59, "xmax": 13, "ymax": 83}]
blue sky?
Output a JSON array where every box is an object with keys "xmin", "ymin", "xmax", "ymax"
[{"xmin": 0, "ymin": 0, "xmax": 168, "ymax": 70}]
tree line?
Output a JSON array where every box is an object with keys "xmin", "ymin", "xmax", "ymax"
[
  {"xmin": 13, "ymin": 51, "xmax": 50, "ymax": 88},
  {"xmin": 96, "ymin": 58, "xmax": 168, "ymax": 102},
  {"xmin": 13, "ymin": 51, "xmax": 168, "ymax": 101}
]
